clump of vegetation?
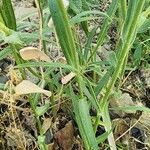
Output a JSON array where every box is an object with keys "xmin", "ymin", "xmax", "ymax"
[{"xmin": 0, "ymin": 0, "xmax": 150, "ymax": 149}]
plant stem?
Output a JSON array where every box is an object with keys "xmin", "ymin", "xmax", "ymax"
[
  {"xmin": 101, "ymin": 0, "xmax": 145, "ymax": 108},
  {"xmin": 120, "ymin": 0, "xmax": 127, "ymax": 21},
  {"xmin": 88, "ymin": 0, "xmax": 117, "ymax": 62},
  {"xmin": 35, "ymin": 0, "xmax": 47, "ymax": 53},
  {"xmin": 10, "ymin": 45, "xmax": 26, "ymax": 79},
  {"xmin": 29, "ymin": 96, "xmax": 47, "ymax": 150},
  {"xmin": 99, "ymin": 1, "xmax": 145, "ymax": 149}
]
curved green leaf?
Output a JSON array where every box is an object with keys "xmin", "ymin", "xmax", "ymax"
[{"xmin": 78, "ymin": 99, "xmax": 99, "ymax": 150}]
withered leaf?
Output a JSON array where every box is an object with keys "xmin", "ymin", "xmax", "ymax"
[
  {"xmin": 54, "ymin": 121, "xmax": 74, "ymax": 150},
  {"xmin": 61, "ymin": 72, "xmax": 76, "ymax": 85},
  {"xmin": 42, "ymin": 118, "xmax": 52, "ymax": 134},
  {"xmin": 15, "ymin": 80, "xmax": 52, "ymax": 97},
  {"xmin": 20, "ymin": 47, "xmax": 51, "ymax": 62}
]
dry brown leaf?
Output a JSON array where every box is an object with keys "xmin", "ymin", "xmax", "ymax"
[
  {"xmin": 56, "ymin": 57, "xmax": 67, "ymax": 64},
  {"xmin": 140, "ymin": 111, "xmax": 150, "ymax": 129},
  {"xmin": 15, "ymin": 80, "xmax": 51, "ymax": 97},
  {"xmin": 110, "ymin": 92, "xmax": 135, "ymax": 117},
  {"xmin": 113, "ymin": 119, "xmax": 129, "ymax": 140},
  {"xmin": 61, "ymin": 72, "xmax": 76, "ymax": 85},
  {"xmin": 42, "ymin": 118, "xmax": 52, "ymax": 134},
  {"xmin": 141, "ymin": 68, "xmax": 150, "ymax": 87},
  {"xmin": 54, "ymin": 121, "xmax": 74, "ymax": 150},
  {"xmin": 5, "ymin": 127, "xmax": 26, "ymax": 149},
  {"xmin": 9, "ymin": 68, "xmax": 22, "ymax": 85},
  {"xmin": 20, "ymin": 47, "xmax": 51, "ymax": 62},
  {"xmin": 48, "ymin": 143, "xmax": 55, "ymax": 150}
]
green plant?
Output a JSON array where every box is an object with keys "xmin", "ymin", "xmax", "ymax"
[
  {"xmin": 48, "ymin": 0, "xmax": 147, "ymax": 149},
  {"xmin": 0, "ymin": 0, "xmax": 149, "ymax": 149},
  {"xmin": 0, "ymin": 0, "xmax": 16, "ymax": 30}
]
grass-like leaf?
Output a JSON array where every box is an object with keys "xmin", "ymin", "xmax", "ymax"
[
  {"xmin": 88, "ymin": 0, "xmax": 117, "ymax": 61},
  {"xmin": 70, "ymin": 10, "xmax": 110, "ymax": 25},
  {"xmin": 0, "ymin": 0, "xmax": 17, "ymax": 30},
  {"xmin": 15, "ymin": 62, "xmax": 75, "ymax": 71},
  {"xmin": 0, "ymin": 47, "xmax": 12, "ymax": 61},
  {"xmin": 69, "ymin": 85, "xmax": 99, "ymax": 149},
  {"xmin": 48, "ymin": 0, "xmax": 79, "ymax": 68},
  {"xmin": 78, "ymin": 99, "xmax": 99, "ymax": 150}
]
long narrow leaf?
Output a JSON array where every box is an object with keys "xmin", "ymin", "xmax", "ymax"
[
  {"xmin": 84, "ymin": 27, "xmax": 97, "ymax": 60},
  {"xmin": 0, "ymin": 0, "xmax": 17, "ymax": 30},
  {"xmin": 70, "ymin": 10, "xmax": 111, "ymax": 25},
  {"xmin": 88, "ymin": 0, "xmax": 117, "ymax": 61},
  {"xmin": 120, "ymin": 0, "xmax": 127, "ymax": 21},
  {"xmin": 95, "ymin": 68, "xmax": 113, "ymax": 96},
  {"xmin": 0, "ymin": 47, "xmax": 12, "ymax": 61},
  {"xmin": 68, "ymin": 85, "xmax": 89, "ymax": 149},
  {"xmin": 48, "ymin": 0, "xmax": 79, "ymax": 68},
  {"xmin": 78, "ymin": 99, "xmax": 99, "ymax": 150},
  {"xmin": 15, "ymin": 62, "xmax": 75, "ymax": 71}
]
